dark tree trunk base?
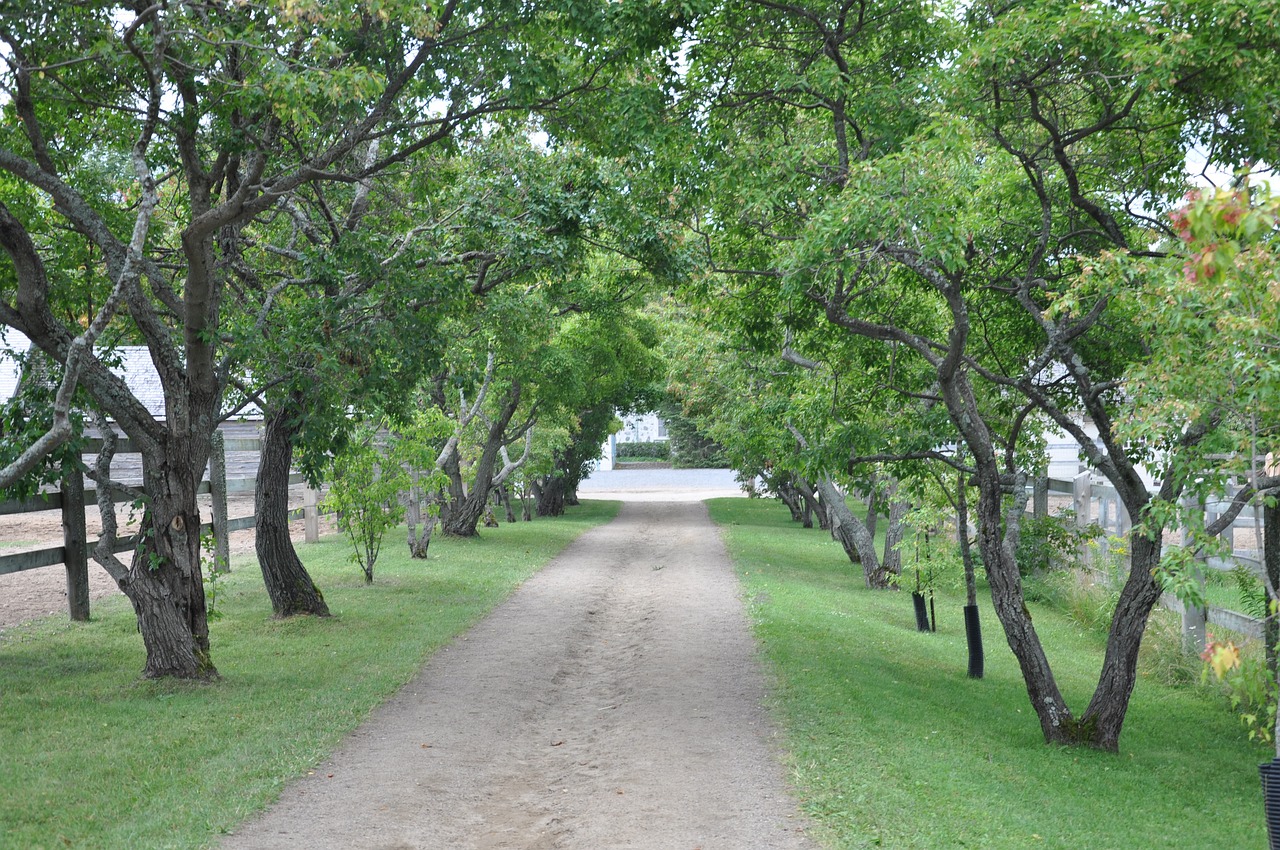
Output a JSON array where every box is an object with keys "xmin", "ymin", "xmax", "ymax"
[
  {"xmin": 255, "ymin": 403, "xmax": 330, "ymax": 618},
  {"xmin": 964, "ymin": 603, "xmax": 984, "ymax": 679}
]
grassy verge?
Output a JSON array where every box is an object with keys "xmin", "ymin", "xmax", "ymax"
[
  {"xmin": 708, "ymin": 497, "xmax": 1268, "ymax": 850},
  {"xmin": 0, "ymin": 500, "xmax": 619, "ymax": 850}
]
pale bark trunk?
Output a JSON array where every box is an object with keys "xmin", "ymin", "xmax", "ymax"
[{"xmin": 817, "ymin": 477, "xmax": 889, "ymax": 588}]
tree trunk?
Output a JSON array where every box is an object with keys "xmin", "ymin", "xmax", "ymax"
[
  {"xmin": 881, "ymin": 497, "xmax": 910, "ymax": 581},
  {"xmin": 1075, "ymin": 532, "xmax": 1164, "ymax": 750},
  {"xmin": 817, "ymin": 477, "xmax": 889, "ymax": 588},
  {"xmin": 442, "ymin": 383, "xmax": 522, "ymax": 537},
  {"xmin": 957, "ymin": 473, "xmax": 983, "ymax": 679},
  {"xmin": 777, "ymin": 479, "xmax": 806, "ymax": 524},
  {"xmin": 970, "ymin": 464, "xmax": 1076, "ymax": 743},
  {"xmin": 795, "ymin": 478, "xmax": 826, "ymax": 531},
  {"xmin": 120, "ymin": 444, "xmax": 218, "ymax": 680},
  {"xmin": 865, "ymin": 478, "xmax": 880, "ymax": 541},
  {"xmin": 255, "ymin": 404, "xmax": 330, "ymax": 617},
  {"xmin": 536, "ymin": 476, "xmax": 569, "ymax": 517},
  {"xmin": 499, "ymin": 485, "xmax": 517, "ymax": 523},
  {"xmin": 937, "ymin": 366, "xmax": 1076, "ymax": 744},
  {"xmin": 1264, "ymin": 498, "xmax": 1279, "ymax": 681}
]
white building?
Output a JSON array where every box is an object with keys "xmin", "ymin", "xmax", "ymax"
[{"xmin": 597, "ymin": 411, "xmax": 668, "ymax": 471}]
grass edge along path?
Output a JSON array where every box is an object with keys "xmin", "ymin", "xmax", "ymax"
[
  {"xmin": 707, "ymin": 497, "xmax": 1268, "ymax": 850},
  {"xmin": 0, "ymin": 500, "xmax": 620, "ymax": 850}
]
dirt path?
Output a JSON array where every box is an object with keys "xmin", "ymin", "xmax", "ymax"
[{"xmin": 221, "ymin": 499, "xmax": 818, "ymax": 850}]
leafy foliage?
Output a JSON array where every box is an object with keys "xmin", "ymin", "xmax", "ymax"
[{"xmin": 325, "ymin": 426, "xmax": 408, "ymax": 583}]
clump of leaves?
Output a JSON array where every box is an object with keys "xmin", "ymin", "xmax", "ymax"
[
  {"xmin": 1201, "ymin": 631, "xmax": 1277, "ymax": 745},
  {"xmin": 325, "ymin": 424, "xmax": 407, "ymax": 583},
  {"xmin": 1015, "ymin": 509, "xmax": 1099, "ymax": 576}
]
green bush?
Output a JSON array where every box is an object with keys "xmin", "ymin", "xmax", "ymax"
[
  {"xmin": 615, "ymin": 440, "xmax": 670, "ymax": 460},
  {"xmin": 1015, "ymin": 510, "xmax": 1099, "ymax": 576}
]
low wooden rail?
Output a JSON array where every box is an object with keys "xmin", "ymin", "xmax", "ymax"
[
  {"xmin": 0, "ymin": 433, "xmax": 326, "ymax": 622},
  {"xmin": 1030, "ymin": 473, "xmax": 1266, "ymax": 644}
]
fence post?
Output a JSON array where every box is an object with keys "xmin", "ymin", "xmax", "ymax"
[
  {"xmin": 60, "ymin": 470, "xmax": 90, "ymax": 621},
  {"xmin": 1073, "ymin": 472, "xmax": 1092, "ymax": 568},
  {"xmin": 209, "ymin": 430, "xmax": 230, "ymax": 573},
  {"xmin": 1033, "ymin": 476, "xmax": 1048, "ymax": 520},
  {"xmin": 303, "ymin": 486, "xmax": 319, "ymax": 543},
  {"xmin": 1180, "ymin": 494, "xmax": 1208, "ymax": 654}
]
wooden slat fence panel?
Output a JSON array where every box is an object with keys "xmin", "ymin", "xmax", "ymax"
[{"xmin": 0, "ymin": 436, "xmax": 328, "ymax": 621}]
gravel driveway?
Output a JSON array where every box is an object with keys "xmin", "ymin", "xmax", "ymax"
[{"xmin": 220, "ymin": 493, "xmax": 816, "ymax": 850}]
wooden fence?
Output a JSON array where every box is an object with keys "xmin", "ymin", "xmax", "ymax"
[
  {"xmin": 1033, "ymin": 472, "xmax": 1266, "ymax": 645},
  {"xmin": 0, "ymin": 432, "xmax": 326, "ymax": 622}
]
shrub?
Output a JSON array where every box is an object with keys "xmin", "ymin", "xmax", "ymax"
[
  {"xmin": 1015, "ymin": 509, "xmax": 1100, "ymax": 576},
  {"xmin": 1202, "ymin": 632, "xmax": 1278, "ymax": 745},
  {"xmin": 615, "ymin": 440, "xmax": 670, "ymax": 460},
  {"xmin": 325, "ymin": 428, "xmax": 407, "ymax": 583}
]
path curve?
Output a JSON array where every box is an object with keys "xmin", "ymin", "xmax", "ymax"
[{"xmin": 221, "ymin": 500, "xmax": 817, "ymax": 850}]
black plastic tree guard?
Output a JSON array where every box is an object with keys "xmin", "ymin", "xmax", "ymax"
[
  {"xmin": 911, "ymin": 592, "xmax": 930, "ymax": 632},
  {"xmin": 964, "ymin": 603, "xmax": 984, "ymax": 679},
  {"xmin": 1262, "ymin": 758, "xmax": 1280, "ymax": 850}
]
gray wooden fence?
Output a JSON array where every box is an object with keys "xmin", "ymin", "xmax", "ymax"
[
  {"xmin": 1032, "ymin": 473, "xmax": 1266, "ymax": 647},
  {"xmin": 0, "ymin": 433, "xmax": 326, "ymax": 622}
]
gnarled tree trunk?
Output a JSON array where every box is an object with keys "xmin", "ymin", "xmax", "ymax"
[
  {"xmin": 442, "ymin": 382, "xmax": 522, "ymax": 537},
  {"xmin": 536, "ymin": 476, "xmax": 569, "ymax": 517},
  {"xmin": 817, "ymin": 477, "xmax": 890, "ymax": 589},
  {"xmin": 119, "ymin": 439, "xmax": 218, "ymax": 680}
]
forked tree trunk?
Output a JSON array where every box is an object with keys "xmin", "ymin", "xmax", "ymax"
[
  {"xmin": 442, "ymin": 383, "xmax": 522, "ymax": 537},
  {"xmin": 536, "ymin": 476, "xmax": 569, "ymax": 517},
  {"xmin": 794, "ymin": 478, "xmax": 824, "ymax": 530},
  {"xmin": 777, "ymin": 480, "xmax": 806, "ymax": 524},
  {"xmin": 255, "ymin": 404, "xmax": 330, "ymax": 617}
]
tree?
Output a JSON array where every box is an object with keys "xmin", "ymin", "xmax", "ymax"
[
  {"xmin": 0, "ymin": 0, "xmax": 688, "ymax": 678},
  {"xmin": 325, "ymin": 425, "xmax": 407, "ymax": 583},
  {"xmin": 677, "ymin": 0, "xmax": 1280, "ymax": 748}
]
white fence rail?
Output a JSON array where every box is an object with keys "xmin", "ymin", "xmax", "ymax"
[{"xmin": 1033, "ymin": 473, "xmax": 1265, "ymax": 643}]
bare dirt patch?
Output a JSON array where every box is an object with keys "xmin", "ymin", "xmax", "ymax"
[{"xmin": 220, "ymin": 499, "xmax": 817, "ymax": 850}]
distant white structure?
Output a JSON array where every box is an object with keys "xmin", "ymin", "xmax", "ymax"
[
  {"xmin": 0, "ymin": 330, "xmax": 259, "ymax": 421},
  {"xmin": 598, "ymin": 411, "xmax": 668, "ymax": 471},
  {"xmin": 617, "ymin": 412, "xmax": 668, "ymax": 443}
]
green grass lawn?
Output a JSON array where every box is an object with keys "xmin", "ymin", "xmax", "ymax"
[
  {"xmin": 0, "ymin": 500, "xmax": 619, "ymax": 850},
  {"xmin": 708, "ymin": 497, "xmax": 1270, "ymax": 850}
]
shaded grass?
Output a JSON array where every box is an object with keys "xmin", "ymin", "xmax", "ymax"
[
  {"xmin": 0, "ymin": 500, "xmax": 619, "ymax": 850},
  {"xmin": 708, "ymin": 497, "xmax": 1268, "ymax": 850}
]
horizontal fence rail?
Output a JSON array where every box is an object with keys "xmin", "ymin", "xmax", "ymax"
[
  {"xmin": 1030, "ymin": 473, "xmax": 1267, "ymax": 643},
  {"xmin": 0, "ymin": 433, "xmax": 328, "ymax": 622}
]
